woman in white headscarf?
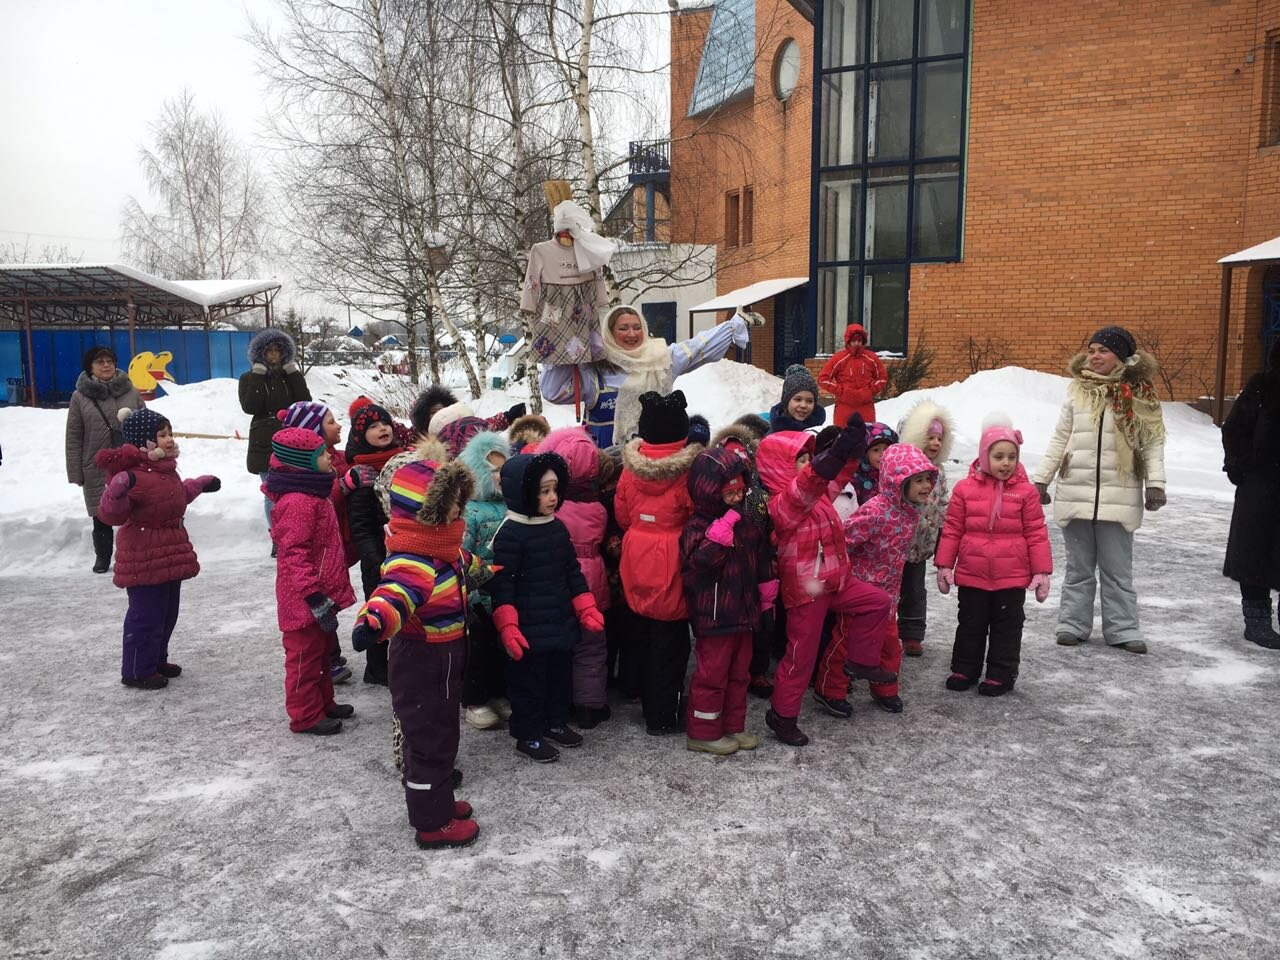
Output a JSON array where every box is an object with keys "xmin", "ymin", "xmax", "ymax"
[{"xmin": 540, "ymin": 304, "xmax": 750, "ymax": 447}]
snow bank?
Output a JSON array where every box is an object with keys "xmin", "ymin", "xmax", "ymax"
[{"xmin": 0, "ymin": 361, "xmax": 1231, "ymax": 575}]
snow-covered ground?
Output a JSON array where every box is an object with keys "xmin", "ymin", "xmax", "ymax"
[{"xmin": 1, "ymin": 363, "xmax": 1275, "ymax": 959}]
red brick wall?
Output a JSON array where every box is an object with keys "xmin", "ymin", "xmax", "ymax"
[
  {"xmin": 907, "ymin": 0, "xmax": 1272, "ymax": 400},
  {"xmin": 670, "ymin": 0, "xmax": 814, "ymax": 371}
]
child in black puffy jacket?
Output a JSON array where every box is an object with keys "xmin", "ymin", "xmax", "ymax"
[{"xmin": 489, "ymin": 452, "xmax": 606, "ymax": 764}]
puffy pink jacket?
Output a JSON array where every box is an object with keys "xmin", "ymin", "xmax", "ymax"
[
  {"xmin": 269, "ymin": 488, "xmax": 357, "ymax": 631},
  {"xmin": 539, "ymin": 426, "xmax": 609, "ymax": 609},
  {"xmin": 757, "ymin": 431, "xmax": 856, "ymax": 610},
  {"xmin": 934, "ymin": 461, "xmax": 1053, "ymax": 591},
  {"xmin": 844, "ymin": 444, "xmax": 937, "ymax": 604},
  {"xmin": 95, "ymin": 445, "xmax": 212, "ymax": 588}
]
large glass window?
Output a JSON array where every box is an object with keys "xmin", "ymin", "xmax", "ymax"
[{"xmin": 812, "ymin": 0, "xmax": 969, "ymax": 355}]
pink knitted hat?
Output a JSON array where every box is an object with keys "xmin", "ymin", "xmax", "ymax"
[{"xmin": 978, "ymin": 413, "xmax": 1023, "ymax": 476}]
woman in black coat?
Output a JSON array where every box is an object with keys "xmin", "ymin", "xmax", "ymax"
[{"xmin": 1223, "ymin": 337, "xmax": 1280, "ymax": 649}]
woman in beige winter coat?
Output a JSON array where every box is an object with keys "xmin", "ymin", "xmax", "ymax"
[
  {"xmin": 65, "ymin": 345, "xmax": 144, "ymax": 573},
  {"xmin": 1032, "ymin": 327, "xmax": 1166, "ymax": 653}
]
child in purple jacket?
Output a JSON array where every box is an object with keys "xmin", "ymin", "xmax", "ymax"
[{"xmin": 680, "ymin": 448, "xmax": 776, "ymax": 756}]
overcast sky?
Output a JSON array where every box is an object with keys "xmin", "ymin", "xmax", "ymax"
[{"xmin": 0, "ymin": 0, "xmax": 269, "ymax": 265}]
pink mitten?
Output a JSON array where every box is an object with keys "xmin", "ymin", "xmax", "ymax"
[
  {"xmin": 492, "ymin": 605, "xmax": 529, "ymax": 661},
  {"xmin": 705, "ymin": 509, "xmax": 741, "ymax": 547},
  {"xmin": 1029, "ymin": 573, "xmax": 1050, "ymax": 603},
  {"xmin": 757, "ymin": 579, "xmax": 779, "ymax": 608},
  {"xmin": 936, "ymin": 568, "xmax": 954, "ymax": 595},
  {"xmin": 571, "ymin": 592, "xmax": 605, "ymax": 633}
]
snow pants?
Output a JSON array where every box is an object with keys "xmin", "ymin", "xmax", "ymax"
[
  {"xmin": 462, "ymin": 606, "xmax": 506, "ymax": 708},
  {"xmin": 815, "ymin": 614, "xmax": 903, "ymax": 700},
  {"xmin": 952, "ymin": 586, "xmax": 1025, "ymax": 685},
  {"xmin": 282, "ymin": 622, "xmax": 337, "ymax": 732},
  {"xmin": 572, "ymin": 617, "xmax": 608, "ymax": 710},
  {"xmin": 686, "ymin": 631, "xmax": 752, "ymax": 742},
  {"xmin": 605, "ymin": 604, "xmax": 641, "ymax": 697},
  {"xmin": 1059, "ymin": 520, "xmax": 1141, "ymax": 646},
  {"xmin": 122, "ymin": 580, "xmax": 181, "ymax": 680},
  {"xmin": 898, "ymin": 560, "xmax": 928, "ymax": 642},
  {"xmin": 389, "ymin": 635, "xmax": 462, "ymax": 832},
  {"xmin": 633, "ymin": 615, "xmax": 691, "ymax": 729},
  {"xmin": 771, "ymin": 578, "xmax": 893, "ymax": 719},
  {"xmin": 506, "ymin": 650, "xmax": 572, "ymax": 741}
]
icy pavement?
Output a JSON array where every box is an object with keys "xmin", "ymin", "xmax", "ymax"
[{"xmin": 1, "ymin": 494, "xmax": 1276, "ymax": 960}]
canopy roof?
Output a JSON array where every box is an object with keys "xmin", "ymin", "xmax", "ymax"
[
  {"xmin": 0, "ymin": 262, "xmax": 279, "ymax": 327},
  {"xmin": 688, "ymin": 276, "xmax": 808, "ymax": 314},
  {"xmin": 1218, "ymin": 235, "xmax": 1280, "ymax": 266}
]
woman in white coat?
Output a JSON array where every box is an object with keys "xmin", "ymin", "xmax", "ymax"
[{"xmin": 1031, "ymin": 327, "xmax": 1167, "ymax": 653}]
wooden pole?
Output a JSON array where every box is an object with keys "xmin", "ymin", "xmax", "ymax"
[
  {"xmin": 127, "ymin": 294, "xmax": 137, "ymax": 359},
  {"xmin": 1214, "ymin": 265, "xmax": 1232, "ymax": 426},
  {"xmin": 23, "ymin": 296, "xmax": 36, "ymax": 405}
]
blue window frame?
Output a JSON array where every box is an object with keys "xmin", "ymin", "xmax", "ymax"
[{"xmin": 809, "ymin": 0, "xmax": 970, "ymax": 355}]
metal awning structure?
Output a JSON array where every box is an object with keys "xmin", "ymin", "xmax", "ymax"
[
  {"xmin": 1213, "ymin": 237, "xmax": 1280, "ymax": 424},
  {"xmin": 688, "ymin": 276, "xmax": 809, "ymax": 314},
  {"xmin": 0, "ymin": 262, "xmax": 279, "ymax": 330}
]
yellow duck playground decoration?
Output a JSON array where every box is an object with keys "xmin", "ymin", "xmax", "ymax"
[{"xmin": 128, "ymin": 350, "xmax": 176, "ymax": 399}]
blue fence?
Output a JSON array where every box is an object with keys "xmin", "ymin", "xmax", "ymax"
[{"xmin": 0, "ymin": 329, "xmax": 256, "ymax": 405}]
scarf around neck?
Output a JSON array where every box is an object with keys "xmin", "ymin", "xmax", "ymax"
[
  {"xmin": 265, "ymin": 468, "xmax": 335, "ymax": 498},
  {"xmin": 1069, "ymin": 359, "xmax": 1165, "ymax": 479},
  {"xmin": 601, "ymin": 320, "xmax": 673, "ymax": 443},
  {"xmin": 351, "ymin": 445, "xmax": 405, "ymax": 472},
  {"xmin": 385, "ymin": 517, "xmax": 465, "ymax": 562}
]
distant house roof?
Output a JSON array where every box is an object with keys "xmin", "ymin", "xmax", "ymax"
[
  {"xmin": 687, "ymin": 0, "xmax": 756, "ymax": 117},
  {"xmin": 0, "ymin": 262, "xmax": 279, "ymax": 327}
]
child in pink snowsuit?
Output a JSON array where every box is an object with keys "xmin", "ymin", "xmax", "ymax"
[
  {"xmin": 814, "ymin": 444, "xmax": 937, "ymax": 716},
  {"xmin": 935, "ymin": 415, "xmax": 1053, "ymax": 696},
  {"xmin": 266, "ymin": 427, "xmax": 357, "ymax": 734},
  {"xmin": 755, "ymin": 414, "xmax": 895, "ymax": 746}
]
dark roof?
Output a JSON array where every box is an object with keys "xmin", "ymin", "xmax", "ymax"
[{"xmin": 0, "ymin": 262, "xmax": 279, "ymax": 327}]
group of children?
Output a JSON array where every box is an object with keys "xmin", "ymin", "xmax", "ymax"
[{"xmin": 94, "ymin": 358, "xmax": 1059, "ymax": 852}]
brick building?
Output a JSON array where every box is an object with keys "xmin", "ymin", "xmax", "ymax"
[{"xmin": 668, "ymin": 0, "xmax": 1280, "ymax": 399}]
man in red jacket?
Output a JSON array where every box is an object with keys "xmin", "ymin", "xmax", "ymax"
[{"xmin": 818, "ymin": 324, "xmax": 888, "ymax": 425}]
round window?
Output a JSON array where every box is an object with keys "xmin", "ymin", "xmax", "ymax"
[{"xmin": 773, "ymin": 39, "xmax": 801, "ymax": 102}]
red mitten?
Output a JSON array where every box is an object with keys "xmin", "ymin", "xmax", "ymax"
[
  {"xmin": 492, "ymin": 605, "xmax": 529, "ymax": 660},
  {"xmin": 1029, "ymin": 573, "xmax": 1050, "ymax": 604},
  {"xmin": 572, "ymin": 592, "xmax": 605, "ymax": 633}
]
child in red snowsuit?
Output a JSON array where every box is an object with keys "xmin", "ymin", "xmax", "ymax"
[
  {"xmin": 814, "ymin": 444, "xmax": 937, "ymax": 716},
  {"xmin": 680, "ymin": 447, "xmax": 775, "ymax": 756},
  {"xmin": 935, "ymin": 415, "xmax": 1053, "ymax": 696},
  {"xmin": 96, "ymin": 407, "xmax": 220, "ymax": 690},
  {"xmin": 755, "ymin": 414, "xmax": 895, "ymax": 746},
  {"xmin": 352, "ymin": 459, "xmax": 482, "ymax": 849},
  {"xmin": 818, "ymin": 323, "xmax": 888, "ymax": 425},
  {"xmin": 267, "ymin": 427, "xmax": 356, "ymax": 734}
]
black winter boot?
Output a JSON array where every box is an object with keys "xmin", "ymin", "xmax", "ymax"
[
  {"xmin": 1242, "ymin": 600, "xmax": 1280, "ymax": 650},
  {"xmin": 765, "ymin": 708, "xmax": 809, "ymax": 746},
  {"xmin": 92, "ymin": 519, "xmax": 113, "ymax": 573}
]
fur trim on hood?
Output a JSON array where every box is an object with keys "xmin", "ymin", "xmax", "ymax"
[
  {"xmin": 374, "ymin": 436, "xmax": 449, "ymax": 516},
  {"xmin": 733, "ymin": 413, "xmax": 770, "ymax": 442},
  {"xmin": 508, "ymin": 413, "xmax": 551, "ymax": 451},
  {"xmin": 712, "ymin": 422, "xmax": 763, "ymax": 457},
  {"xmin": 417, "ymin": 461, "xmax": 474, "ymax": 525},
  {"xmin": 410, "ymin": 385, "xmax": 459, "ymax": 436},
  {"xmin": 1067, "ymin": 349, "xmax": 1159, "ymax": 385},
  {"xmin": 621, "ymin": 438, "xmax": 704, "ymax": 482},
  {"xmin": 457, "ymin": 430, "xmax": 511, "ymax": 503},
  {"xmin": 247, "ymin": 328, "xmax": 298, "ymax": 366},
  {"xmin": 895, "ymin": 399, "xmax": 956, "ymax": 466}
]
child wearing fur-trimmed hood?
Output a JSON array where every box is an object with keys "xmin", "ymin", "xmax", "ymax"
[{"xmin": 895, "ymin": 399, "xmax": 956, "ymax": 656}]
